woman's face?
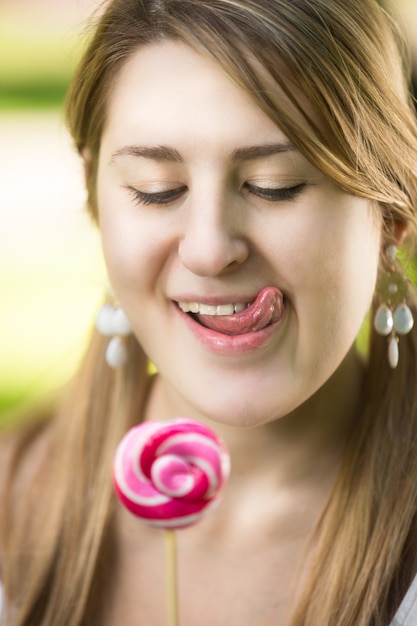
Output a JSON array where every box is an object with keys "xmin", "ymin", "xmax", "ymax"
[{"xmin": 96, "ymin": 41, "xmax": 381, "ymax": 427}]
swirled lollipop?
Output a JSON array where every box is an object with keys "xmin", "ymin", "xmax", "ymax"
[{"xmin": 113, "ymin": 418, "xmax": 230, "ymax": 529}]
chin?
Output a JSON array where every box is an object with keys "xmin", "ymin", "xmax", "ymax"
[{"xmin": 181, "ymin": 390, "xmax": 289, "ymax": 429}]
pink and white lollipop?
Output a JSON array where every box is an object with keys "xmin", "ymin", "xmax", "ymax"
[{"xmin": 113, "ymin": 418, "xmax": 230, "ymax": 529}]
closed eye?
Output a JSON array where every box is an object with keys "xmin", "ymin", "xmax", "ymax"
[
  {"xmin": 244, "ymin": 182, "xmax": 306, "ymax": 202},
  {"xmin": 127, "ymin": 186, "xmax": 187, "ymax": 206}
]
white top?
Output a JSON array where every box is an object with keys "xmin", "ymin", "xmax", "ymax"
[
  {"xmin": 391, "ymin": 574, "xmax": 417, "ymax": 625},
  {"xmin": 0, "ymin": 577, "xmax": 417, "ymax": 623}
]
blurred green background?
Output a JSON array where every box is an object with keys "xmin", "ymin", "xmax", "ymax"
[
  {"xmin": 0, "ymin": 0, "xmax": 416, "ymax": 428},
  {"xmin": 0, "ymin": 0, "xmax": 106, "ymax": 427}
]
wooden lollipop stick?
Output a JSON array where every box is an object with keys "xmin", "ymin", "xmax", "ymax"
[{"xmin": 165, "ymin": 529, "xmax": 179, "ymax": 626}]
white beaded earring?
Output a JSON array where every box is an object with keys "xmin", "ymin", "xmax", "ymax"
[
  {"xmin": 96, "ymin": 302, "xmax": 132, "ymax": 368},
  {"xmin": 374, "ymin": 244, "xmax": 414, "ymax": 368}
]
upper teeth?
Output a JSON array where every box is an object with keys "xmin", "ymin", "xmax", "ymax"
[{"xmin": 178, "ymin": 302, "xmax": 249, "ymax": 315}]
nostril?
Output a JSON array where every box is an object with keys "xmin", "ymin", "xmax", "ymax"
[{"xmin": 178, "ymin": 233, "xmax": 249, "ymax": 277}]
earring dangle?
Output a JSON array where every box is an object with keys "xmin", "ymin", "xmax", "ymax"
[
  {"xmin": 96, "ymin": 301, "xmax": 132, "ymax": 368},
  {"xmin": 373, "ymin": 244, "xmax": 414, "ymax": 368}
]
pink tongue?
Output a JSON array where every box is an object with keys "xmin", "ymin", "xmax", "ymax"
[{"xmin": 195, "ymin": 286, "xmax": 284, "ymax": 336}]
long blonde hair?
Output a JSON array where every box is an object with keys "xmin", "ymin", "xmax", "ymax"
[{"xmin": 2, "ymin": 1, "xmax": 417, "ymax": 624}]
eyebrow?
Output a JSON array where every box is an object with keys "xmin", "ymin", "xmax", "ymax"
[
  {"xmin": 232, "ymin": 142, "xmax": 297, "ymax": 161},
  {"xmin": 110, "ymin": 142, "xmax": 297, "ymax": 164},
  {"xmin": 111, "ymin": 144, "xmax": 183, "ymax": 163}
]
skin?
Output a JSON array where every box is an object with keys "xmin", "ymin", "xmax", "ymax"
[
  {"xmin": 94, "ymin": 41, "xmax": 383, "ymax": 624},
  {"xmin": 97, "ymin": 41, "xmax": 381, "ymax": 428}
]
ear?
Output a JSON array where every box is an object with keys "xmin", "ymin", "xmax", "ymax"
[
  {"xmin": 79, "ymin": 146, "xmax": 99, "ymax": 222},
  {"xmin": 393, "ymin": 218, "xmax": 408, "ymax": 247},
  {"xmin": 81, "ymin": 147, "xmax": 92, "ymax": 185}
]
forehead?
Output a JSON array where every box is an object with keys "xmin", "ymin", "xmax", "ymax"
[{"xmin": 101, "ymin": 40, "xmax": 314, "ymax": 152}]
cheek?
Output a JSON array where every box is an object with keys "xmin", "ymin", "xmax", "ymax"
[
  {"xmin": 295, "ymin": 198, "xmax": 381, "ymax": 299},
  {"xmin": 321, "ymin": 244, "xmax": 379, "ymax": 361},
  {"xmin": 97, "ymin": 185, "xmax": 168, "ymax": 293},
  {"xmin": 283, "ymin": 207, "xmax": 380, "ymax": 359},
  {"xmin": 99, "ymin": 212, "xmax": 139, "ymax": 292}
]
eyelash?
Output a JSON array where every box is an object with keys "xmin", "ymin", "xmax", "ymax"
[
  {"xmin": 128, "ymin": 186, "xmax": 187, "ymax": 206},
  {"xmin": 244, "ymin": 182, "xmax": 306, "ymax": 202},
  {"xmin": 127, "ymin": 182, "xmax": 306, "ymax": 207}
]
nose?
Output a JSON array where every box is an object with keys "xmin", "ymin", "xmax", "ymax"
[{"xmin": 178, "ymin": 195, "xmax": 249, "ymax": 276}]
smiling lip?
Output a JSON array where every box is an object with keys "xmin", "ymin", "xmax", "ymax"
[{"xmin": 175, "ymin": 286, "xmax": 286, "ymax": 354}]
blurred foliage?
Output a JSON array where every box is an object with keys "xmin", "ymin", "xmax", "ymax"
[
  {"xmin": 0, "ymin": 17, "xmax": 82, "ymax": 109},
  {"xmin": 0, "ymin": 9, "xmax": 96, "ymax": 426}
]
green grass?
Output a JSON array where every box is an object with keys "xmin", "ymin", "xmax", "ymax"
[
  {"xmin": 0, "ymin": 14, "xmax": 84, "ymax": 109},
  {"xmin": 0, "ymin": 79, "xmax": 71, "ymax": 110}
]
